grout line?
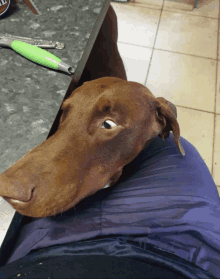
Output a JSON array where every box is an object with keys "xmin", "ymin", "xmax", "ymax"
[
  {"xmin": 211, "ymin": 1, "xmax": 220, "ymax": 176},
  {"xmin": 140, "ymin": 1, "xmax": 220, "ymax": 86},
  {"xmin": 163, "ymin": 8, "xmax": 219, "ymax": 21},
  {"xmin": 154, "ymin": 48, "xmax": 218, "ymax": 61},
  {"xmin": 118, "ymin": 41, "xmax": 220, "ymax": 62},
  {"xmin": 175, "ymin": 105, "xmax": 220, "ymax": 115},
  {"xmin": 125, "ymin": 0, "xmax": 220, "ymax": 184},
  {"xmin": 126, "ymin": 3, "xmax": 162, "ymax": 12},
  {"xmin": 129, "ymin": 0, "xmax": 219, "ymax": 20},
  {"xmin": 144, "ymin": 1, "xmax": 165, "ymax": 85}
]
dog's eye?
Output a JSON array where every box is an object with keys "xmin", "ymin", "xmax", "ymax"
[{"xmin": 102, "ymin": 120, "xmax": 117, "ymax": 129}]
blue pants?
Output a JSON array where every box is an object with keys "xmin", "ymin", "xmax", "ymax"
[{"xmin": 7, "ymin": 134, "xmax": 220, "ymax": 278}]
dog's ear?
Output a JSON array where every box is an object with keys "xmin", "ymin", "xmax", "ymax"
[{"xmin": 156, "ymin": 97, "xmax": 185, "ymax": 156}]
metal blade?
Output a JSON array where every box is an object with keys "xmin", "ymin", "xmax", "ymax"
[{"xmin": 23, "ymin": 0, "xmax": 41, "ymax": 15}]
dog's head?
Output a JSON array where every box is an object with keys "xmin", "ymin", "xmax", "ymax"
[{"xmin": 0, "ymin": 77, "xmax": 185, "ymax": 217}]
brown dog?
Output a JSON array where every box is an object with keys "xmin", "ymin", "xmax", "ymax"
[
  {"xmin": 0, "ymin": 77, "xmax": 185, "ymax": 218},
  {"xmin": 0, "ymin": 5, "xmax": 185, "ymax": 218}
]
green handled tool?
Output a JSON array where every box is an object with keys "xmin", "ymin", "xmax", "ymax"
[{"xmin": 0, "ymin": 34, "xmax": 74, "ymax": 74}]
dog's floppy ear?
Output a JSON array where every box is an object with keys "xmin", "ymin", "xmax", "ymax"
[{"xmin": 156, "ymin": 97, "xmax": 185, "ymax": 156}]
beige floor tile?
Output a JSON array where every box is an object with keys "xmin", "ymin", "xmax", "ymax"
[
  {"xmin": 218, "ymin": 21, "xmax": 220, "ymax": 62},
  {"xmin": 213, "ymin": 115, "xmax": 220, "ymax": 185},
  {"xmin": 111, "ymin": 2, "xmax": 161, "ymax": 47},
  {"xmin": 164, "ymin": 0, "xmax": 219, "ymax": 19},
  {"xmin": 0, "ymin": 197, "xmax": 15, "ymax": 246},
  {"xmin": 164, "ymin": 0, "xmax": 194, "ymax": 12},
  {"xmin": 155, "ymin": 10, "xmax": 218, "ymax": 59},
  {"xmin": 117, "ymin": 43, "xmax": 152, "ymax": 84},
  {"xmin": 218, "ymin": 186, "xmax": 220, "ymax": 196},
  {"xmin": 146, "ymin": 50, "xmax": 216, "ymax": 112},
  {"xmin": 216, "ymin": 63, "xmax": 220, "ymax": 114},
  {"xmin": 126, "ymin": 0, "xmax": 163, "ymax": 9},
  {"xmin": 176, "ymin": 106, "xmax": 214, "ymax": 173}
]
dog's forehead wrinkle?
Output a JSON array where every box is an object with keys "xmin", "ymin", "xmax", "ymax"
[
  {"xmin": 100, "ymin": 89, "xmax": 144, "ymax": 113},
  {"xmin": 64, "ymin": 82, "xmax": 150, "ymax": 116}
]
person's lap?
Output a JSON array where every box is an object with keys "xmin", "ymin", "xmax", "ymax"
[
  {"xmin": 117, "ymin": 132, "xmax": 219, "ymax": 204},
  {"xmin": 6, "ymin": 134, "xmax": 220, "ymax": 277},
  {"xmin": 107, "ymin": 133, "xmax": 220, "ymax": 276}
]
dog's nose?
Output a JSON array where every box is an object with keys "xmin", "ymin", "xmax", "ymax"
[
  {"xmin": 3, "ymin": 187, "xmax": 34, "ymax": 209},
  {"xmin": 0, "ymin": 173, "xmax": 35, "ymax": 202},
  {"xmin": 3, "ymin": 187, "xmax": 34, "ymax": 203},
  {"xmin": 3, "ymin": 188, "xmax": 34, "ymax": 203}
]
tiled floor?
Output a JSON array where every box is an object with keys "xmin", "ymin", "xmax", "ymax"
[{"xmin": 111, "ymin": 0, "xmax": 220, "ymax": 195}]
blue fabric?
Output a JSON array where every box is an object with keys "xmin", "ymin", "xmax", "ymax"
[{"xmin": 6, "ymin": 134, "xmax": 220, "ymax": 278}]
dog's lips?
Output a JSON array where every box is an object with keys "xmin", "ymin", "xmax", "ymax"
[
  {"xmin": 4, "ymin": 197, "xmax": 29, "ymax": 209},
  {"xmin": 103, "ymin": 182, "xmax": 111, "ymax": 189},
  {"xmin": 4, "ymin": 196, "xmax": 30, "ymax": 205}
]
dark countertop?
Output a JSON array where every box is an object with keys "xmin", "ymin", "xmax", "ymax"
[
  {"xmin": 0, "ymin": 0, "xmax": 111, "ymax": 248},
  {"xmin": 0, "ymin": 0, "xmax": 110, "ymax": 174}
]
